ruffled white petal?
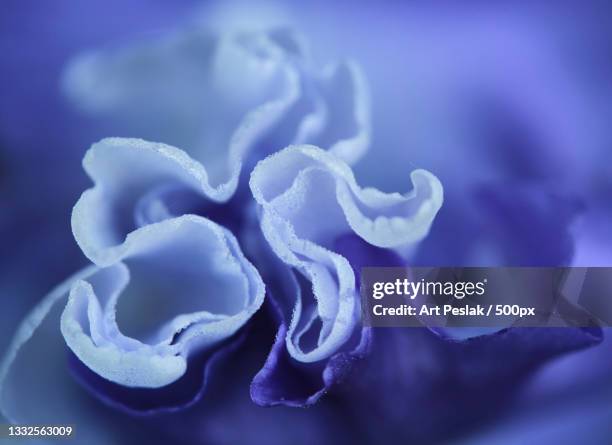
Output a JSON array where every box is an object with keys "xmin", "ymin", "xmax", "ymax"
[
  {"xmin": 0, "ymin": 216, "xmax": 264, "ymax": 431},
  {"xmin": 72, "ymin": 137, "xmax": 236, "ymax": 265},
  {"xmin": 250, "ymin": 145, "xmax": 443, "ymax": 362},
  {"xmin": 64, "ymin": 215, "xmax": 264, "ymax": 388},
  {"xmin": 67, "ymin": 27, "xmax": 371, "ymax": 266}
]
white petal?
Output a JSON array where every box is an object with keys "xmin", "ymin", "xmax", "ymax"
[{"xmin": 250, "ymin": 145, "xmax": 443, "ymax": 362}]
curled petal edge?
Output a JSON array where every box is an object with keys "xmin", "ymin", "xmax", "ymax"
[
  {"xmin": 249, "ymin": 145, "xmax": 443, "ymax": 364},
  {"xmin": 65, "ymin": 215, "xmax": 265, "ymax": 388}
]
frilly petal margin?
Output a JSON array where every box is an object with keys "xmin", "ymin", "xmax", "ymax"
[
  {"xmin": 0, "ymin": 267, "xmax": 114, "ymax": 428},
  {"xmin": 72, "ymin": 137, "xmax": 241, "ymax": 266},
  {"xmin": 0, "ymin": 273, "xmax": 248, "ymax": 438},
  {"xmin": 67, "ymin": 27, "xmax": 372, "ymax": 266},
  {"xmin": 63, "ymin": 214, "xmax": 264, "ymax": 388},
  {"xmin": 0, "ymin": 214, "xmax": 265, "ymax": 421},
  {"xmin": 249, "ymin": 233, "xmax": 408, "ymax": 407},
  {"xmin": 63, "ymin": 27, "xmax": 371, "ymax": 251},
  {"xmin": 249, "ymin": 145, "xmax": 442, "ymax": 377},
  {"xmin": 251, "ymin": 286, "xmax": 372, "ymax": 407},
  {"xmin": 250, "ymin": 145, "xmax": 443, "ymax": 251}
]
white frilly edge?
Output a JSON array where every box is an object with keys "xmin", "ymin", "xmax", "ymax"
[{"xmin": 250, "ymin": 145, "xmax": 443, "ymax": 362}]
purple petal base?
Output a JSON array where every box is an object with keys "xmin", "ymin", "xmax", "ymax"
[
  {"xmin": 250, "ymin": 234, "xmax": 403, "ymax": 407},
  {"xmin": 250, "ymin": 295, "xmax": 371, "ymax": 407},
  {"xmin": 336, "ymin": 326, "xmax": 602, "ymax": 443}
]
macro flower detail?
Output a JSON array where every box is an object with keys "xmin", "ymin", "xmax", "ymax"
[
  {"xmin": 0, "ymin": 214, "xmax": 265, "ymax": 419},
  {"xmin": 54, "ymin": 21, "xmax": 381, "ymax": 412},
  {"xmin": 1, "ymin": 20, "xmax": 390, "ymax": 426},
  {"xmin": 62, "ymin": 215, "xmax": 264, "ymax": 388},
  {"xmin": 67, "ymin": 26, "xmax": 370, "ymax": 266},
  {"xmin": 3, "ymin": 3, "xmax": 612, "ymax": 444},
  {"xmin": 62, "ymin": 25, "xmax": 370, "ymax": 183},
  {"xmin": 249, "ymin": 145, "xmax": 443, "ymax": 405},
  {"xmin": 62, "ymin": 27, "xmax": 302, "ymax": 198},
  {"xmin": 71, "ymin": 136, "xmax": 238, "ymax": 266}
]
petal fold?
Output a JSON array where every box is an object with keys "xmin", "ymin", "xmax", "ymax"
[
  {"xmin": 249, "ymin": 145, "xmax": 442, "ymax": 364},
  {"xmin": 64, "ymin": 215, "xmax": 264, "ymax": 388}
]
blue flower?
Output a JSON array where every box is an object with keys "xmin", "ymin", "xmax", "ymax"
[
  {"xmin": 248, "ymin": 145, "xmax": 441, "ymax": 405},
  {"xmin": 0, "ymin": 21, "xmax": 443, "ymax": 435},
  {"xmin": 3, "ymin": 2, "xmax": 612, "ymax": 444},
  {"xmin": 62, "ymin": 215, "xmax": 265, "ymax": 389}
]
